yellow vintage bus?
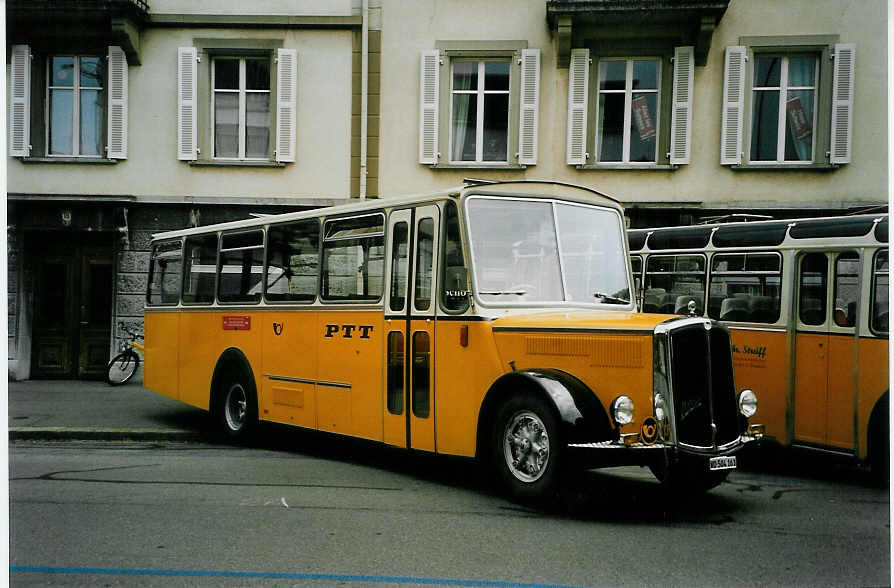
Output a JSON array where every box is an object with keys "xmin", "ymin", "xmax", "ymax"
[
  {"xmin": 629, "ymin": 213, "xmax": 889, "ymax": 476},
  {"xmin": 144, "ymin": 180, "xmax": 763, "ymax": 503}
]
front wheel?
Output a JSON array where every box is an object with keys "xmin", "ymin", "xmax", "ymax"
[
  {"xmin": 106, "ymin": 350, "xmax": 139, "ymax": 386},
  {"xmin": 491, "ymin": 394, "xmax": 562, "ymax": 505}
]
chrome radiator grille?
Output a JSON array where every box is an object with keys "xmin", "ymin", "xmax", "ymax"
[{"xmin": 667, "ymin": 323, "xmax": 740, "ymax": 448}]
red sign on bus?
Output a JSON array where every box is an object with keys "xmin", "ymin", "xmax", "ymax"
[{"xmin": 222, "ymin": 316, "xmax": 251, "ymax": 331}]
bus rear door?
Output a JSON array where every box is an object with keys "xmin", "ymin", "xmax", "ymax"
[{"xmin": 794, "ymin": 251, "xmax": 859, "ymax": 451}]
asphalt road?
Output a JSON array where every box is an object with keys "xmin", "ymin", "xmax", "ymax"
[{"xmin": 9, "ymin": 434, "xmax": 891, "ymax": 587}]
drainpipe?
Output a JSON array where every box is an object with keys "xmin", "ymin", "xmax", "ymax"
[{"xmin": 359, "ymin": 0, "xmax": 369, "ymax": 199}]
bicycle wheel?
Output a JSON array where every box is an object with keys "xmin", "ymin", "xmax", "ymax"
[{"xmin": 106, "ymin": 351, "xmax": 139, "ymax": 386}]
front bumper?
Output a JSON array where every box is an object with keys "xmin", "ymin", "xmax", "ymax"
[{"xmin": 566, "ymin": 427, "xmax": 763, "ymax": 471}]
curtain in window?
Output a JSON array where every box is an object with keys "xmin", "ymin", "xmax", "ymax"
[
  {"xmin": 451, "ymin": 62, "xmax": 475, "ymax": 161},
  {"xmin": 784, "ymin": 56, "xmax": 815, "ymax": 161}
]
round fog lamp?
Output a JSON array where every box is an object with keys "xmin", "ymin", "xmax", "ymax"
[
  {"xmin": 611, "ymin": 395, "xmax": 635, "ymax": 426},
  {"xmin": 738, "ymin": 389, "xmax": 758, "ymax": 418}
]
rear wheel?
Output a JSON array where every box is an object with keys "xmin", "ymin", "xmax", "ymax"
[
  {"xmin": 215, "ymin": 369, "xmax": 257, "ymax": 439},
  {"xmin": 491, "ymin": 393, "xmax": 562, "ymax": 505},
  {"xmin": 106, "ymin": 350, "xmax": 139, "ymax": 386}
]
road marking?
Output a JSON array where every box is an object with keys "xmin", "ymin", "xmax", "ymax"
[{"xmin": 11, "ymin": 566, "xmax": 584, "ymax": 587}]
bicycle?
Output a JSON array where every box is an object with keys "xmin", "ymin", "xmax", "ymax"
[{"xmin": 106, "ymin": 322, "xmax": 144, "ymax": 386}]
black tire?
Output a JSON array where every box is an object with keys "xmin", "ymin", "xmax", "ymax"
[
  {"xmin": 215, "ymin": 368, "xmax": 258, "ymax": 440},
  {"xmin": 106, "ymin": 351, "xmax": 139, "ymax": 386},
  {"xmin": 490, "ymin": 393, "xmax": 562, "ymax": 506},
  {"xmin": 869, "ymin": 397, "xmax": 889, "ymax": 484}
]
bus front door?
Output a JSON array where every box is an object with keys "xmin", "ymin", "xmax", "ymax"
[
  {"xmin": 383, "ymin": 206, "xmax": 440, "ymax": 451},
  {"xmin": 794, "ymin": 251, "xmax": 859, "ymax": 451}
]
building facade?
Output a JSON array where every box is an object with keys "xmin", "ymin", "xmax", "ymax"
[{"xmin": 6, "ymin": 0, "xmax": 887, "ymax": 380}]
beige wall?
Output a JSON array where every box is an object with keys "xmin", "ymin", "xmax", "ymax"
[
  {"xmin": 8, "ymin": 27, "xmax": 354, "ymax": 202},
  {"xmin": 378, "ymin": 0, "xmax": 887, "ymax": 209}
]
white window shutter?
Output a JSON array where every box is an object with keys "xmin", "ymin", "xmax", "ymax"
[
  {"xmin": 9, "ymin": 44, "xmax": 31, "ymax": 157},
  {"xmin": 276, "ymin": 48, "xmax": 298, "ymax": 163},
  {"xmin": 177, "ymin": 47, "xmax": 197, "ymax": 161},
  {"xmin": 518, "ymin": 48, "xmax": 540, "ymax": 166},
  {"xmin": 720, "ymin": 46, "xmax": 746, "ymax": 165},
  {"xmin": 830, "ymin": 43, "xmax": 855, "ymax": 165},
  {"xmin": 107, "ymin": 46, "xmax": 128, "ymax": 159},
  {"xmin": 419, "ymin": 50, "xmax": 439, "ymax": 165},
  {"xmin": 566, "ymin": 48, "xmax": 589, "ymax": 165},
  {"xmin": 669, "ymin": 46, "xmax": 694, "ymax": 165}
]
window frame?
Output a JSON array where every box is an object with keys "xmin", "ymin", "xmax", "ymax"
[
  {"xmin": 707, "ymin": 251, "xmax": 783, "ymax": 324},
  {"xmin": 870, "ymin": 248, "xmax": 889, "ymax": 337},
  {"xmin": 576, "ymin": 44, "xmax": 675, "ymax": 169},
  {"xmin": 433, "ymin": 41, "xmax": 527, "ymax": 170},
  {"xmin": 736, "ymin": 35, "xmax": 837, "ymax": 169},
  {"xmin": 193, "ymin": 38, "xmax": 283, "ymax": 166},
  {"xmin": 146, "ymin": 239, "xmax": 184, "ymax": 307},
  {"xmin": 748, "ymin": 53, "xmax": 820, "ymax": 165},
  {"xmin": 594, "ymin": 57, "xmax": 662, "ymax": 165},
  {"xmin": 320, "ymin": 212, "xmax": 386, "ymax": 304},
  {"xmin": 211, "ymin": 56, "xmax": 272, "ymax": 161},
  {"xmin": 181, "ymin": 233, "xmax": 220, "ymax": 306},
  {"xmin": 45, "ymin": 54, "xmax": 106, "ymax": 158},
  {"xmin": 263, "ymin": 218, "xmax": 321, "ymax": 305},
  {"xmin": 216, "ymin": 229, "xmax": 266, "ymax": 305}
]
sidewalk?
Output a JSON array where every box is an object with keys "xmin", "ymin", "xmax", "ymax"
[{"xmin": 8, "ymin": 378, "xmax": 211, "ymax": 441}]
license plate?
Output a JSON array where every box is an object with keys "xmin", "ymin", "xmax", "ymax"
[{"xmin": 709, "ymin": 456, "xmax": 737, "ymax": 471}]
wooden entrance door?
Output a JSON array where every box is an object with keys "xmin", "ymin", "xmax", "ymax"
[{"xmin": 30, "ymin": 233, "xmax": 113, "ymax": 379}]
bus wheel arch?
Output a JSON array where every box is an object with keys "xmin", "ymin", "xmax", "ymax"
[
  {"xmin": 476, "ymin": 370, "xmax": 612, "ymax": 503},
  {"xmin": 867, "ymin": 392, "xmax": 889, "ymax": 481},
  {"xmin": 210, "ymin": 348, "xmax": 259, "ymax": 440}
]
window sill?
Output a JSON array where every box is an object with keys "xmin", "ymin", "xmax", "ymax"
[
  {"xmin": 576, "ymin": 163, "xmax": 676, "ymax": 171},
  {"xmin": 189, "ymin": 160, "xmax": 286, "ymax": 168},
  {"xmin": 729, "ymin": 162, "xmax": 838, "ymax": 171},
  {"xmin": 430, "ymin": 163, "xmax": 526, "ymax": 170},
  {"xmin": 20, "ymin": 157, "xmax": 118, "ymax": 165}
]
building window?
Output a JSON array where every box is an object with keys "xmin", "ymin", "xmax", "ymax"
[
  {"xmin": 419, "ymin": 43, "xmax": 540, "ymax": 168},
  {"xmin": 213, "ymin": 57, "xmax": 271, "ymax": 160},
  {"xmin": 750, "ymin": 54, "xmax": 818, "ymax": 163},
  {"xmin": 47, "ymin": 56, "xmax": 104, "ymax": 157},
  {"xmin": 596, "ymin": 58, "xmax": 660, "ymax": 164},
  {"xmin": 450, "ymin": 60, "xmax": 510, "ymax": 163},
  {"xmin": 721, "ymin": 37, "xmax": 854, "ymax": 168}
]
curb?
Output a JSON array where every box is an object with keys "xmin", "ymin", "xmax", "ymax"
[{"xmin": 9, "ymin": 427, "xmax": 204, "ymax": 442}]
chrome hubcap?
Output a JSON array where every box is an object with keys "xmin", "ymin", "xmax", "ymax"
[
  {"xmin": 503, "ymin": 411, "xmax": 550, "ymax": 483},
  {"xmin": 225, "ymin": 383, "xmax": 247, "ymax": 431}
]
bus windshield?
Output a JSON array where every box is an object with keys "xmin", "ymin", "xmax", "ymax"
[{"xmin": 466, "ymin": 197, "xmax": 630, "ymax": 306}]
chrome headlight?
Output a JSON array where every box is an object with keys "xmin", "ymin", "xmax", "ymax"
[
  {"xmin": 654, "ymin": 392, "xmax": 667, "ymax": 423},
  {"xmin": 738, "ymin": 389, "xmax": 758, "ymax": 418},
  {"xmin": 611, "ymin": 395, "xmax": 635, "ymax": 426}
]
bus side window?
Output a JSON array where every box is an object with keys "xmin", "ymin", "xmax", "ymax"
[
  {"xmin": 182, "ymin": 234, "xmax": 218, "ymax": 304},
  {"xmin": 872, "ymin": 250, "xmax": 889, "ymax": 335},
  {"xmin": 709, "ymin": 252, "xmax": 782, "ymax": 323},
  {"xmin": 440, "ymin": 200, "xmax": 470, "ymax": 313},
  {"xmin": 265, "ymin": 219, "xmax": 320, "ymax": 303},
  {"xmin": 799, "ymin": 253, "xmax": 828, "ymax": 326},
  {"xmin": 218, "ymin": 230, "xmax": 264, "ymax": 304},
  {"xmin": 644, "ymin": 255, "xmax": 705, "ymax": 315},
  {"xmin": 147, "ymin": 240, "xmax": 183, "ymax": 306},
  {"xmin": 321, "ymin": 214, "xmax": 385, "ymax": 301},
  {"xmin": 833, "ymin": 252, "xmax": 860, "ymax": 328}
]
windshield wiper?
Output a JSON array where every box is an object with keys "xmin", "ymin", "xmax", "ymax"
[
  {"xmin": 479, "ymin": 290, "xmax": 527, "ymax": 296},
  {"xmin": 593, "ymin": 292, "xmax": 629, "ymax": 304}
]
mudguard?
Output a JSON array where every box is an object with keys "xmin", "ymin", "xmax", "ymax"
[{"xmin": 480, "ymin": 369, "xmax": 613, "ymax": 448}]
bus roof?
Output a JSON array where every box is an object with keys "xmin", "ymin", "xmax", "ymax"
[
  {"xmin": 628, "ymin": 212, "xmax": 888, "ymax": 252},
  {"xmin": 151, "ymin": 180, "xmax": 622, "ymax": 241}
]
